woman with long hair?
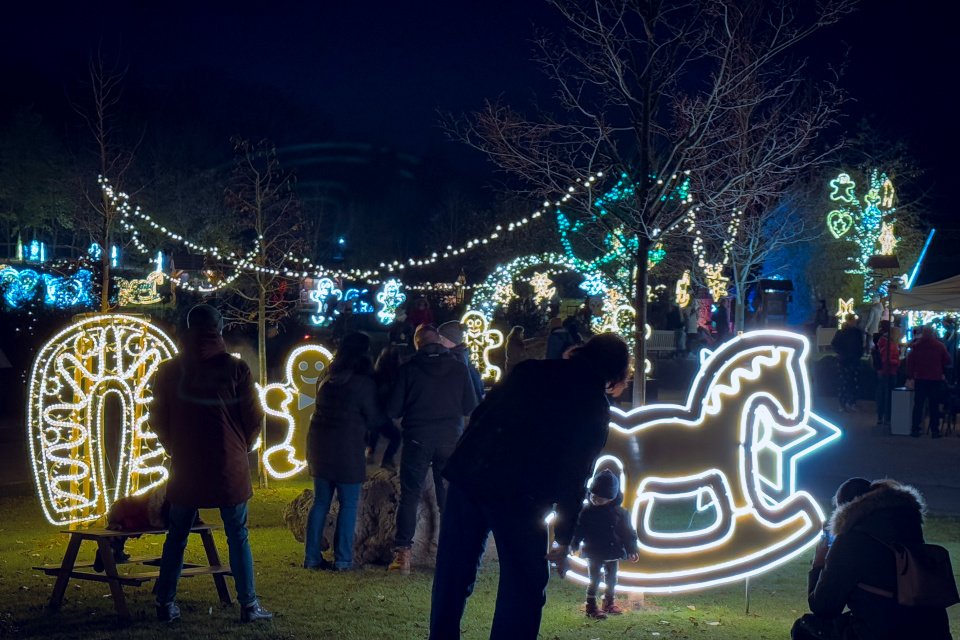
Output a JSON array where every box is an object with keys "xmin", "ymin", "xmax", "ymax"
[{"xmin": 303, "ymin": 332, "xmax": 382, "ymax": 571}]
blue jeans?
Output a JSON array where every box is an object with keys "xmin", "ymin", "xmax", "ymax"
[
  {"xmin": 156, "ymin": 502, "xmax": 256, "ymax": 606},
  {"xmin": 586, "ymin": 559, "xmax": 619, "ymax": 598},
  {"xmin": 430, "ymin": 482, "xmax": 549, "ymax": 640},
  {"xmin": 304, "ymin": 478, "xmax": 362, "ymax": 569}
]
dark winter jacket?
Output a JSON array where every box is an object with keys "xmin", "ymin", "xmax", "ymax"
[
  {"xmin": 151, "ymin": 327, "xmax": 263, "ymax": 509},
  {"xmin": 448, "ymin": 342, "xmax": 485, "ymax": 401},
  {"xmin": 906, "ymin": 333, "xmax": 951, "ymax": 381},
  {"xmin": 307, "ymin": 370, "xmax": 383, "ymax": 484},
  {"xmin": 571, "ymin": 493, "xmax": 639, "ymax": 561},
  {"xmin": 443, "ymin": 358, "xmax": 611, "ymax": 545},
  {"xmin": 807, "ymin": 480, "xmax": 952, "ymax": 640},
  {"xmin": 832, "ymin": 325, "xmax": 864, "ymax": 362},
  {"xmin": 546, "ymin": 327, "xmax": 576, "ymax": 359},
  {"xmin": 385, "ymin": 343, "xmax": 478, "ymax": 440}
]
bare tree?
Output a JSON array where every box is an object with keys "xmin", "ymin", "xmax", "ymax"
[
  {"xmin": 221, "ymin": 139, "xmax": 309, "ymax": 485},
  {"xmin": 72, "ymin": 52, "xmax": 140, "ymax": 311},
  {"xmin": 445, "ymin": 0, "xmax": 853, "ymax": 405}
]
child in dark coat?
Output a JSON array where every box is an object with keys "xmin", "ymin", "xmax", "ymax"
[{"xmin": 571, "ymin": 469, "xmax": 640, "ymax": 619}]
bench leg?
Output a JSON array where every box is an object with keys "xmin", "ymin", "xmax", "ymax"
[
  {"xmin": 47, "ymin": 534, "xmax": 83, "ymax": 611},
  {"xmin": 96, "ymin": 537, "xmax": 131, "ymax": 619},
  {"xmin": 199, "ymin": 529, "xmax": 232, "ymax": 606}
]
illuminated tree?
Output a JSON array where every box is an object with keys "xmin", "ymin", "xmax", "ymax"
[
  {"xmin": 445, "ymin": 0, "xmax": 852, "ymax": 404},
  {"xmin": 221, "ymin": 139, "xmax": 309, "ymax": 484}
]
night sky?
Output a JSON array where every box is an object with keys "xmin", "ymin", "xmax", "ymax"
[{"xmin": 2, "ymin": 0, "xmax": 957, "ymax": 224}]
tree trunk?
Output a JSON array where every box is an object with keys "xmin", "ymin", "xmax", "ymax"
[
  {"xmin": 735, "ymin": 295, "xmax": 745, "ymax": 332},
  {"xmin": 257, "ymin": 284, "xmax": 268, "ymax": 489},
  {"xmin": 99, "ymin": 188, "xmax": 111, "ymax": 312},
  {"xmin": 631, "ymin": 236, "xmax": 651, "ymax": 408}
]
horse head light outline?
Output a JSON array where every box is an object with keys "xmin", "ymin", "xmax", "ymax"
[{"xmin": 563, "ymin": 330, "xmax": 840, "ymax": 593}]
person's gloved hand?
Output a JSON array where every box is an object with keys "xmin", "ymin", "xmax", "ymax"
[{"xmin": 545, "ymin": 544, "xmax": 570, "ymax": 576}]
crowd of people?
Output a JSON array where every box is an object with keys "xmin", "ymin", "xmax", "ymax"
[{"xmin": 145, "ymin": 302, "xmax": 955, "ymax": 639}]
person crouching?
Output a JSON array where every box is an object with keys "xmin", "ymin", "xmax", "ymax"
[{"xmin": 570, "ymin": 469, "xmax": 639, "ymax": 619}]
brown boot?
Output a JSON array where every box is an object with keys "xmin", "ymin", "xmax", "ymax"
[
  {"xmin": 585, "ymin": 597, "xmax": 607, "ymax": 619},
  {"xmin": 603, "ymin": 595, "xmax": 623, "ymax": 615},
  {"xmin": 388, "ymin": 547, "xmax": 411, "ymax": 575}
]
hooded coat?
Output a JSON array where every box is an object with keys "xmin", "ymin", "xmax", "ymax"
[
  {"xmin": 807, "ymin": 480, "xmax": 952, "ymax": 640},
  {"xmin": 570, "ymin": 492, "xmax": 639, "ymax": 562},
  {"xmin": 385, "ymin": 343, "xmax": 478, "ymax": 440},
  {"xmin": 151, "ymin": 327, "xmax": 263, "ymax": 509},
  {"xmin": 307, "ymin": 368, "xmax": 383, "ymax": 484}
]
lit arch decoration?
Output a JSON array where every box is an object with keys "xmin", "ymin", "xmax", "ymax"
[
  {"xmin": 562, "ymin": 330, "xmax": 841, "ymax": 593},
  {"xmin": 27, "ymin": 314, "xmax": 178, "ymax": 526},
  {"xmin": 257, "ymin": 344, "xmax": 334, "ymax": 479}
]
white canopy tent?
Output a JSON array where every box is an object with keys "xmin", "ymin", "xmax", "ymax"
[{"xmin": 892, "ymin": 274, "xmax": 960, "ymax": 312}]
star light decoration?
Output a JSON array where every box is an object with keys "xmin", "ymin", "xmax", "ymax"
[
  {"xmin": 529, "ymin": 272, "xmax": 556, "ymax": 305},
  {"xmin": 835, "ymin": 298, "xmax": 856, "ymax": 320},
  {"xmin": 461, "ymin": 310, "xmax": 504, "ymax": 383},
  {"xmin": 560, "ymin": 330, "xmax": 841, "ymax": 592},
  {"xmin": 27, "ymin": 315, "xmax": 179, "ymax": 525},
  {"xmin": 257, "ymin": 344, "xmax": 334, "ymax": 479},
  {"xmin": 703, "ymin": 264, "xmax": 730, "ymax": 302},
  {"xmin": 376, "ymin": 279, "xmax": 406, "ymax": 324}
]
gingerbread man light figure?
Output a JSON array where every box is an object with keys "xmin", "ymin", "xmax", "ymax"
[
  {"xmin": 460, "ymin": 310, "xmax": 504, "ymax": 383},
  {"xmin": 257, "ymin": 344, "xmax": 333, "ymax": 479}
]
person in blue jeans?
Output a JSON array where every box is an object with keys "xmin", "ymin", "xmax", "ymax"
[
  {"xmin": 304, "ymin": 332, "xmax": 383, "ymax": 570},
  {"xmin": 431, "ymin": 333, "xmax": 630, "ymax": 639},
  {"xmin": 151, "ymin": 304, "xmax": 271, "ymax": 623}
]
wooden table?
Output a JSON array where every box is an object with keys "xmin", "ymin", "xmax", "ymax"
[{"xmin": 35, "ymin": 525, "xmax": 232, "ymax": 618}]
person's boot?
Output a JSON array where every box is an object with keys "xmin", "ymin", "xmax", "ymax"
[
  {"xmin": 156, "ymin": 601, "xmax": 180, "ymax": 623},
  {"xmin": 603, "ymin": 595, "xmax": 623, "ymax": 615},
  {"xmin": 388, "ymin": 547, "xmax": 411, "ymax": 575},
  {"xmin": 240, "ymin": 600, "xmax": 273, "ymax": 623},
  {"xmin": 585, "ymin": 597, "xmax": 607, "ymax": 619}
]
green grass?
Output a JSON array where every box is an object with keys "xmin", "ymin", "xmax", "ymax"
[{"xmin": 2, "ymin": 484, "xmax": 959, "ymax": 639}]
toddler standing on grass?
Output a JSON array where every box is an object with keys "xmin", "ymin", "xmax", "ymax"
[{"xmin": 570, "ymin": 469, "xmax": 640, "ymax": 619}]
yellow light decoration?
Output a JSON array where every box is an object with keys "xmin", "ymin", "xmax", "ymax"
[
  {"xmin": 256, "ymin": 344, "xmax": 334, "ymax": 479},
  {"xmin": 529, "ymin": 272, "xmax": 556, "ymax": 305},
  {"xmin": 675, "ymin": 271, "xmax": 692, "ymax": 308},
  {"xmin": 703, "ymin": 264, "xmax": 729, "ymax": 302},
  {"xmin": 835, "ymin": 298, "xmax": 856, "ymax": 321},
  {"xmin": 460, "ymin": 310, "xmax": 504, "ymax": 383},
  {"xmin": 115, "ymin": 270, "xmax": 164, "ymax": 306},
  {"xmin": 562, "ymin": 330, "xmax": 840, "ymax": 592},
  {"xmin": 27, "ymin": 314, "xmax": 178, "ymax": 526},
  {"xmin": 877, "ymin": 222, "xmax": 897, "ymax": 255}
]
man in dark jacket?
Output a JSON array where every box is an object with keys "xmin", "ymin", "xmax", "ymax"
[
  {"xmin": 832, "ymin": 313, "xmax": 864, "ymax": 412},
  {"xmin": 437, "ymin": 320, "xmax": 485, "ymax": 401},
  {"xmin": 385, "ymin": 324, "xmax": 478, "ymax": 575},
  {"xmin": 151, "ymin": 304, "xmax": 271, "ymax": 624},
  {"xmin": 792, "ymin": 478, "xmax": 952, "ymax": 640},
  {"xmin": 545, "ymin": 316, "xmax": 576, "ymax": 359},
  {"xmin": 907, "ymin": 325, "xmax": 952, "ymax": 438},
  {"xmin": 429, "ymin": 333, "xmax": 630, "ymax": 640}
]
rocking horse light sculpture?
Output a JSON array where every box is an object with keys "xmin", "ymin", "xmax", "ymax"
[{"xmin": 563, "ymin": 330, "xmax": 841, "ymax": 593}]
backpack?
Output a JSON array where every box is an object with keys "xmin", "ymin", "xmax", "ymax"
[{"xmin": 858, "ymin": 537, "xmax": 960, "ymax": 608}]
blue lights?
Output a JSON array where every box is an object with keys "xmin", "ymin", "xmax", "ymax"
[{"xmin": 0, "ymin": 266, "xmax": 93, "ymax": 310}]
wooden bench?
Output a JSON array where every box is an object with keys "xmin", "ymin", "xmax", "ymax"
[{"xmin": 35, "ymin": 525, "xmax": 231, "ymax": 618}]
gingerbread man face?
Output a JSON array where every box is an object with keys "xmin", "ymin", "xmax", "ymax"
[
  {"xmin": 460, "ymin": 310, "xmax": 503, "ymax": 383},
  {"xmin": 258, "ymin": 344, "xmax": 333, "ymax": 479}
]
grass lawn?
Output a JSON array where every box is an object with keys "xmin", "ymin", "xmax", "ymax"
[{"xmin": 2, "ymin": 482, "xmax": 959, "ymax": 639}]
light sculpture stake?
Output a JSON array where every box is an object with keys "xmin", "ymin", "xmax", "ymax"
[
  {"xmin": 257, "ymin": 344, "xmax": 334, "ymax": 478},
  {"xmin": 27, "ymin": 314, "xmax": 178, "ymax": 526},
  {"xmin": 460, "ymin": 310, "xmax": 503, "ymax": 382},
  {"xmin": 562, "ymin": 330, "xmax": 840, "ymax": 592}
]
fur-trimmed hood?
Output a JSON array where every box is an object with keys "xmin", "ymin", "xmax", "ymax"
[{"xmin": 829, "ymin": 479, "xmax": 926, "ymax": 536}]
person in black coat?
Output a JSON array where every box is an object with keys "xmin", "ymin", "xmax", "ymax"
[
  {"xmin": 570, "ymin": 469, "xmax": 639, "ymax": 619},
  {"xmin": 385, "ymin": 324, "xmax": 478, "ymax": 574},
  {"xmin": 304, "ymin": 332, "xmax": 383, "ymax": 571},
  {"xmin": 832, "ymin": 314, "xmax": 865, "ymax": 412},
  {"xmin": 367, "ymin": 347, "xmax": 403, "ymax": 469},
  {"xmin": 792, "ymin": 478, "xmax": 952, "ymax": 640},
  {"xmin": 429, "ymin": 333, "xmax": 630, "ymax": 640}
]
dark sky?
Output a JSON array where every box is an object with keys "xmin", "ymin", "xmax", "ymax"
[{"xmin": 2, "ymin": 0, "xmax": 957, "ymax": 223}]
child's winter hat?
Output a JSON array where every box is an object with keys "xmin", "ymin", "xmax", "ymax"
[{"xmin": 590, "ymin": 469, "xmax": 619, "ymax": 500}]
